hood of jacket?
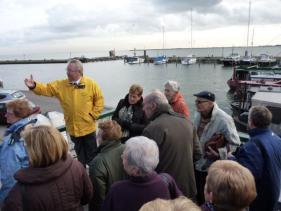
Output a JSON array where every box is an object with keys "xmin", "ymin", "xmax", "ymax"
[
  {"xmin": 14, "ymin": 155, "xmax": 74, "ymax": 184},
  {"xmin": 97, "ymin": 140, "xmax": 123, "ymax": 153},
  {"xmin": 170, "ymin": 92, "xmax": 184, "ymax": 105}
]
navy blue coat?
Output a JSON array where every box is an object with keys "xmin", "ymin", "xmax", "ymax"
[{"xmin": 234, "ymin": 128, "xmax": 281, "ymax": 211}]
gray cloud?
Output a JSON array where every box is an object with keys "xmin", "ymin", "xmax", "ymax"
[{"xmin": 1, "ymin": 0, "xmax": 281, "ymax": 51}]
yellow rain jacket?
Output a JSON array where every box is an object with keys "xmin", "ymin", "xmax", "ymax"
[{"xmin": 33, "ymin": 76, "xmax": 104, "ymax": 137}]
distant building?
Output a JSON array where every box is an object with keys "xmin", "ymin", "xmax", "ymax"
[{"xmin": 109, "ymin": 50, "xmax": 116, "ymax": 57}]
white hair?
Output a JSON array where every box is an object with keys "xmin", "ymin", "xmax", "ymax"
[
  {"xmin": 125, "ymin": 136, "xmax": 159, "ymax": 175},
  {"xmin": 67, "ymin": 59, "xmax": 83, "ymax": 75},
  {"xmin": 165, "ymin": 80, "xmax": 180, "ymax": 92}
]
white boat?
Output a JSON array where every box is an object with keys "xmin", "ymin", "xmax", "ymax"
[
  {"xmin": 257, "ymin": 54, "xmax": 277, "ymax": 67},
  {"xmin": 126, "ymin": 56, "xmax": 144, "ymax": 64},
  {"xmin": 154, "ymin": 56, "xmax": 167, "ymax": 65},
  {"xmin": 181, "ymin": 55, "xmax": 197, "ymax": 65},
  {"xmin": 240, "ymin": 55, "xmax": 257, "ymax": 66},
  {"xmin": 154, "ymin": 26, "xmax": 167, "ymax": 65},
  {"xmin": 182, "ymin": 9, "xmax": 197, "ymax": 65}
]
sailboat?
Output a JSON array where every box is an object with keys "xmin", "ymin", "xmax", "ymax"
[
  {"xmin": 154, "ymin": 26, "xmax": 167, "ymax": 65},
  {"xmin": 181, "ymin": 9, "xmax": 197, "ymax": 65},
  {"xmin": 126, "ymin": 48, "xmax": 144, "ymax": 64},
  {"xmin": 240, "ymin": 1, "xmax": 257, "ymax": 66}
]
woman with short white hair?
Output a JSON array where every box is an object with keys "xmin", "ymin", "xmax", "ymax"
[
  {"xmin": 164, "ymin": 80, "xmax": 190, "ymax": 118},
  {"xmin": 102, "ymin": 136, "xmax": 183, "ymax": 211}
]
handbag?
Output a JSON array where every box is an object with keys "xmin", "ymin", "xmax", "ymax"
[{"xmin": 204, "ymin": 134, "xmax": 229, "ymax": 160}]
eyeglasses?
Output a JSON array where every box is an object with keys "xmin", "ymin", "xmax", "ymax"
[{"xmin": 195, "ymin": 100, "xmax": 209, "ymax": 105}]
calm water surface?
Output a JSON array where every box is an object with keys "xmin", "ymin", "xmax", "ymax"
[{"xmin": 0, "ymin": 61, "xmax": 234, "ymax": 120}]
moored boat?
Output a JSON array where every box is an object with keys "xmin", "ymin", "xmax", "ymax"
[
  {"xmin": 227, "ymin": 65, "xmax": 281, "ymax": 91},
  {"xmin": 154, "ymin": 56, "xmax": 167, "ymax": 65},
  {"xmin": 126, "ymin": 56, "xmax": 144, "ymax": 64},
  {"xmin": 257, "ymin": 54, "xmax": 277, "ymax": 67},
  {"xmin": 181, "ymin": 55, "xmax": 197, "ymax": 65},
  {"xmin": 221, "ymin": 53, "xmax": 241, "ymax": 66}
]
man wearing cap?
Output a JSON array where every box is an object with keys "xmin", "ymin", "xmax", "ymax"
[
  {"xmin": 24, "ymin": 59, "xmax": 104, "ymax": 167},
  {"xmin": 193, "ymin": 90, "xmax": 240, "ymax": 205}
]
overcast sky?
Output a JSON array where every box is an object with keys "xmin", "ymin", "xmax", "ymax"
[{"xmin": 0, "ymin": 0, "xmax": 281, "ymax": 56}]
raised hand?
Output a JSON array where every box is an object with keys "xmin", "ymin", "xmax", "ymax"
[{"xmin": 24, "ymin": 74, "xmax": 35, "ymax": 89}]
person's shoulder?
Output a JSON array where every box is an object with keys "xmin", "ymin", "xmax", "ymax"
[
  {"xmin": 83, "ymin": 76, "xmax": 97, "ymax": 83},
  {"xmin": 214, "ymin": 106, "xmax": 233, "ymax": 122},
  {"xmin": 110, "ymin": 179, "xmax": 129, "ymax": 190}
]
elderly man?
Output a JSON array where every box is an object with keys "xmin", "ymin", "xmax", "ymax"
[
  {"xmin": 193, "ymin": 90, "xmax": 240, "ymax": 204},
  {"xmin": 102, "ymin": 136, "xmax": 182, "ymax": 211},
  {"xmin": 231, "ymin": 106, "xmax": 281, "ymax": 211},
  {"xmin": 142, "ymin": 90, "xmax": 202, "ymax": 199},
  {"xmin": 24, "ymin": 59, "xmax": 104, "ymax": 166},
  {"xmin": 164, "ymin": 80, "xmax": 190, "ymax": 118}
]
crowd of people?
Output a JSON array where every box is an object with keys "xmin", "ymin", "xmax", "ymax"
[{"xmin": 0, "ymin": 58, "xmax": 281, "ymax": 211}]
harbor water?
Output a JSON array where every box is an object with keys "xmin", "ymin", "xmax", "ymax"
[{"xmin": 0, "ymin": 61, "xmax": 234, "ymax": 120}]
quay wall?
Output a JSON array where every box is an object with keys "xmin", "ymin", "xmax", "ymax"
[{"xmin": 1, "ymin": 56, "xmax": 281, "ymax": 65}]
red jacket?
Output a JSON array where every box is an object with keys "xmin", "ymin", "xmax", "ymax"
[
  {"xmin": 170, "ymin": 92, "xmax": 190, "ymax": 118},
  {"xmin": 2, "ymin": 156, "xmax": 93, "ymax": 211}
]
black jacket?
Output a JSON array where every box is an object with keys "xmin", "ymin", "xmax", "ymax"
[{"xmin": 112, "ymin": 94, "xmax": 147, "ymax": 139}]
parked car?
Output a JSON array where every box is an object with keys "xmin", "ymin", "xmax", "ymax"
[{"xmin": 0, "ymin": 89, "xmax": 40, "ymax": 125}]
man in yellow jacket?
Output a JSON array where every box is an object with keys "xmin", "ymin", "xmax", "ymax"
[{"xmin": 24, "ymin": 59, "xmax": 104, "ymax": 167}]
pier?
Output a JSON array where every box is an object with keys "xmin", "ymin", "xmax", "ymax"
[{"xmin": 0, "ymin": 56, "xmax": 124, "ymax": 65}]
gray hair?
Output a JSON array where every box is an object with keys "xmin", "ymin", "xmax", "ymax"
[
  {"xmin": 125, "ymin": 136, "xmax": 159, "ymax": 175},
  {"xmin": 67, "ymin": 59, "xmax": 83, "ymax": 75},
  {"xmin": 145, "ymin": 90, "xmax": 168, "ymax": 106},
  {"xmin": 165, "ymin": 80, "xmax": 180, "ymax": 92}
]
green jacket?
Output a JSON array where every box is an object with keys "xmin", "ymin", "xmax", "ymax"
[{"xmin": 89, "ymin": 141, "xmax": 126, "ymax": 211}]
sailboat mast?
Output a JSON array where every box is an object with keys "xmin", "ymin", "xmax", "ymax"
[
  {"xmin": 246, "ymin": 1, "xmax": 251, "ymax": 52},
  {"xmin": 251, "ymin": 28, "xmax": 254, "ymax": 57},
  {"xmin": 162, "ymin": 26, "xmax": 165, "ymax": 56},
  {"xmin": 190, "ymin": 9, "xmax": 193, "ymax": 51}
]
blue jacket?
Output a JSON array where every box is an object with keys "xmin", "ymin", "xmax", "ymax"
[
  {"xmin": 234, "ymin": 128, "xmax": 281, "ymax": 211},
  {"xmin": 0, "ymin": 118, "xmax": 31, "ymax": 204}
]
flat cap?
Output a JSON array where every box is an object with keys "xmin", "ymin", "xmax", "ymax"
[{"xmin": 193, "ymin": 91, "xmax": 215, "ymax": 102}]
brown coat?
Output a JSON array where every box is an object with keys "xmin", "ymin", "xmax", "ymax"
[
  {"xmin": 142, "ymin": 104, "xmax": 202, "ymax": 199},
  {"xmin": 2, "ymin": 156, "xmax": 93, "ymax": 211}
]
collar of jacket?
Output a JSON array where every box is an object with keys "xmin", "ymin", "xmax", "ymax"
[
  {"xmin": 4, "ymin": 117, "xmax": 35, "ymax": 137},
  {"xmin": 170, "ymin": 92, "xmax": 183, "ymax": 105},
  {"xmin": 14, "ymin": 155, "xmax": 74, "ymax": 184},
  {"xmin": 97, "ymin": 140, "xmax": 122, "ymax": 153},
  {"xmin": 149, "ymin": 103, "xmax": 174, "ymax": 121},
  {"xmin": 129, "ymin": 171, "xmax": 157, "ymax": 183},
  {"xmin": 249, "ymin": 127, "xmax": 271, "ymax": 138}
]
